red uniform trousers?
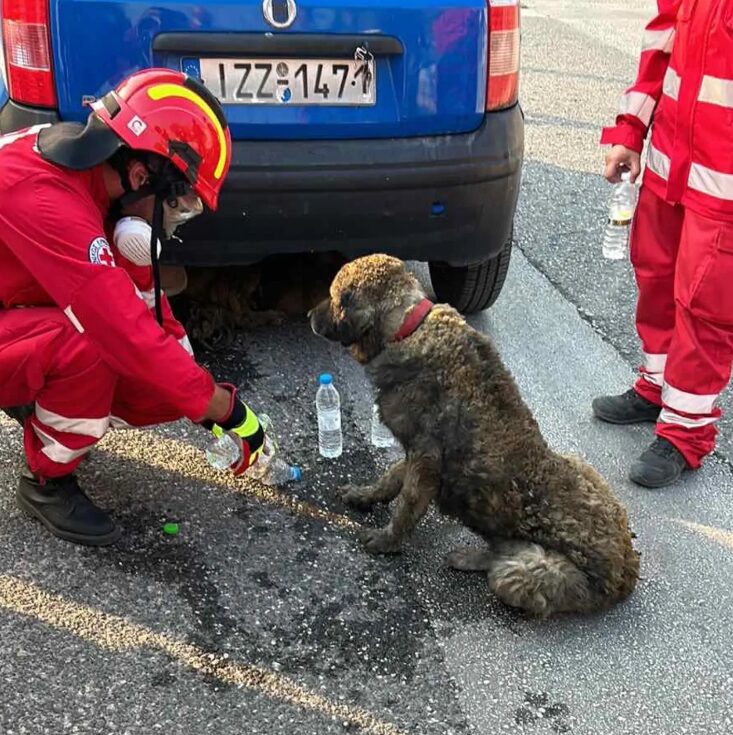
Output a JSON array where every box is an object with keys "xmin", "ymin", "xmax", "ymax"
[
  {"xmin": 0, "ymin": 308, "xmax": 183, "ymax": 479},
  {"xmin": 631, "ymin": 186, "xmax": 733, "ymax": 468}
]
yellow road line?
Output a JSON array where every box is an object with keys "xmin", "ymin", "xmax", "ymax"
[
  {"xmin": 0, "ymin": 574, "xmax": 408, "ymax": 735},
  {"xmin": 1, "ymin": 413, "xmax": 361, "ymax": 530},
  {"xmin": 676, "ymin": 519, "xmax": 733, "ymax": 551}
]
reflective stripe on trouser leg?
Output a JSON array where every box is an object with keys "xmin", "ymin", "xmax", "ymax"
[
  {"xmin": 630, "ymin": 187, "xmax": 683, "ymax": 405},
  {"xmin": 655, "ymin": 210, "xmax": 733, "ymax": 468},
  {"xmin": 0, "ymin": 308, "xmax": 117, "ymax": 479},
  {"xmin": 27, "ymin": 405, "xmax": 112, "ymax": 475},
  {"xmin": 657, "ymin": 311, "xmax": 728, "ymax": 468},
  {"xmin": 24, "ymin": 321, "xmax": 117, "ymax": 479},
  {"xmin": 638, "ymin": 351, "xmax": 667, "ymax": 394},
  {"xmin": 26, "ymin": 422, "xmax": 98, "ymax": 465}
]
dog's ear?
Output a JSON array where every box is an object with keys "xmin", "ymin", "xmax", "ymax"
[{"xmin": 339, "ymin": 288, "xmax": 355, "ymax": 308}]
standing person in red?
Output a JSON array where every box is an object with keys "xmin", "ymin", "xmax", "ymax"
[
  {"xmin": 594, "ymin": 1, "xmax": 733, "ymax": 488},
  {"xmin": 0, "ymin": 69, "xmax": 265, "ymax": 545}
]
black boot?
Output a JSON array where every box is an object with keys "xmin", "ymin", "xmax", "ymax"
[
  {"xmin": 592, "ymin": 389, "xmax": 661, "ymax": 425},
  {"xmin": 16, "ymin": 472, "xmax": 120, "ymax": 546},
  {"xmin": 629, "ymin": 437, "xmax": 690, "ymax": 488}
]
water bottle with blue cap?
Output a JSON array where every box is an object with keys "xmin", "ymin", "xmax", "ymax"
[{"xmin": 316, "ymin": 374, "xmax": 343, "ymax": 458}]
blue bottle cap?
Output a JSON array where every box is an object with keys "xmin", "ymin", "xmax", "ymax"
[
  {"xmin": 291, "ymin": 466, "xmax": 303, "ymax": 482},
  {"xmin": 319, "ymin": 373, "xmax": 333, "ymax": 385}
]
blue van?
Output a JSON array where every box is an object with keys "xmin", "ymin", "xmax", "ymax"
[{"xmin": 0, "ymin": 0, "xmax": 523, "ymax": 312}]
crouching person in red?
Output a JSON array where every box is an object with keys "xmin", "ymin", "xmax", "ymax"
[
  {"xmin": 594, "ymin": 1, "xmax": 733, "ymax": 488},
  {"xmin": 0, "ymin": 69, "xmax": 264, "ymax": 545}
]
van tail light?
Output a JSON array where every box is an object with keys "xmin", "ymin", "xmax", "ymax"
[
  {"xmin": 486, "ymin": 0, "xmax": 520, "ymax": 111},
  {"xmin": 1, "ymin": 0, "xmax": 57, "ymax": 108}
]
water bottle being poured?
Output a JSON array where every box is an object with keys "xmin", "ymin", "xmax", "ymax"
[{"xmin": 206, "ymin": 414, "xmax": 302, "ymax": 486}]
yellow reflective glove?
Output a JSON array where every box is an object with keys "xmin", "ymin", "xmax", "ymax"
[{"xmin": 209, "ymin": 384, "xmax": 265, "ymax": 475}]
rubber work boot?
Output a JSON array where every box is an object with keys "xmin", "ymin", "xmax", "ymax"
[
  {"xmin": 629, "ymin": 437, "xmax": 690, "ymax": 489},
  {"xmin": 16, "ymin": 472, "xmax": 120, "ymax": 546},
  {"xmin": 592, "ymin": 389, "xmax": 661, "ymax": 425}
]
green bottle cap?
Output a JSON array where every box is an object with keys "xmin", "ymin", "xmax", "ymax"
[{"xmin": 163, "ymin": 522, "xmax": 180, "ymax": 536}]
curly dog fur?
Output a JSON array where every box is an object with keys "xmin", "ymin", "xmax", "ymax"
[{"xmin": 310, "ymin": 254, "xmax": 640, "ymax": 617}]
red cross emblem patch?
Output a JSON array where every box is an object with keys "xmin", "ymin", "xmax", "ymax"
[{"xmin": 88, "ymin": 237, "xmax": 116, "ymax": 267}]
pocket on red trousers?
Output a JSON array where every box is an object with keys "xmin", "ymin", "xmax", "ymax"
[{"xmin": 677, "ymin": 216, "xmax": 733, "ymax": 326}]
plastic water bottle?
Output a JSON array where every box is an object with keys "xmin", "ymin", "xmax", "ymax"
[
  {"xmin": 602, "ymin": 170, "xmax": 638, "ymax": 260},
  {"xmin": 206, "ymin": 414, "xmax": 302, "ymax": 486},
  {"xmin": 316, "ymin": 374, "xmax": 343, "ymax": 458},
  {"xmin": 370, "ymin": 403, "xmax": 395, "ymax": 448},
  {"xmin": 249, "ymin": 444, "xmax": 302, "ymax": 486},
  {"xmin": 206, "ymin": 432, "xmax": 241, "ymax": 471}
]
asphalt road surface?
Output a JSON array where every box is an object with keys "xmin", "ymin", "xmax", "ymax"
[{"xmin": 2, "ymin": 2, "xmax": 732, "ymax": 734}]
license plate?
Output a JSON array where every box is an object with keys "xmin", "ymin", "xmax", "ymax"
[{"xmin": 195, "ymin": 57, "xmax": 376, "ymax": 106}]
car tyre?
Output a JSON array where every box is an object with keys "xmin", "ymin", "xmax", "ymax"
[{"xmin": 428, "ymin": 227, "xmax": 514, "ymax": 314}]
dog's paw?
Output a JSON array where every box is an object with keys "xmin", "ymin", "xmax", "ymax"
[
  {"xmin": 358, "ymin": 527, "xmax": 401, "ymax": 555},
  {"xmin": 340, "ymin": 484, "xmax": 378, "ymax": 510}
]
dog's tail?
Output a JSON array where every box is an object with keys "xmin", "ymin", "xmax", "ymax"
[{"xmin": 487, "ymin": 541, "xmax": 601, "ymax": 617}]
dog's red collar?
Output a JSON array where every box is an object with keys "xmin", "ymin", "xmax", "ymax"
[{"xmin": 392, "ymin": 299, "xmax": 434, "ymax": 342}]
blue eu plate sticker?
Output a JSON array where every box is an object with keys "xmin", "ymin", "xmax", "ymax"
[{"xmin": 182, "ymin": 58, "xmax": 202, "ymax": 79}]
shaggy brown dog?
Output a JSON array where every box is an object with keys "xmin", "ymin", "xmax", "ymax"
[{"xmin": 310, "ymin": 254, "xmax": 640, "ymax": 617}]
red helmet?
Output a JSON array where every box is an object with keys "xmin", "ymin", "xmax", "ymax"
[{"xmin": 91, "ymin": 68, "xmax": 231, "ymax": 211}]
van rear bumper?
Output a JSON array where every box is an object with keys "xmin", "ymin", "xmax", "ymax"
[
  {"xmin": 166, "ymin": 104, "xmax": 524, "ymax": 267},
  {"xmin": 1, "ymin": 96, "xmax": 524, "ymax": 269}
]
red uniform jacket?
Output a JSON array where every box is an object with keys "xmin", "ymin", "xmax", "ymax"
[
  {"xmin": 0, "ymin": 125, "xmax": 214, "ymax": 421},
  {"xmin": 601, "ymin": 0, "xmax": 733, "ymax": 221}
]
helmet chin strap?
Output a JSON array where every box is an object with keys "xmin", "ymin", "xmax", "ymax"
[
  {"xmin": 113, "ymin": 184, "xmax": 165, "ymax": 326},
  {"xmin": 150, "ymin": 194, "xmax": 165, "ymax": 325},
  {"xmin": 115, "ymin": 168, "xmax": 171, "ymax": 327},
  {"xmin": 112, "ymin": 157, "xmax": 190, "ymax": 326}
]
